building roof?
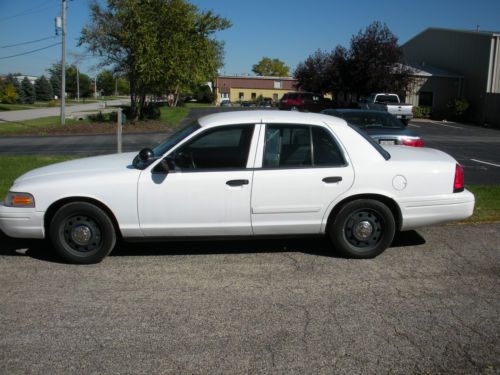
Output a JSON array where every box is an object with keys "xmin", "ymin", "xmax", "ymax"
[
  {"xmin": 403, "ymin": 27, "xmax": 500, "ymax": 46},
  {"xmin": 401, "ymin": 63, "xmax": 462, "ymax": 78},
  {"xmin": 218, "ymin": 75, "xmax": 296, "ymax": 81}
]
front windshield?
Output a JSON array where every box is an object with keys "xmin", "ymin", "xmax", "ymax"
[
  {"xmin": 342, "ymin": 112, "xmax": 404, "ymax": 129},
  {"xmin": 152, "ymin": 121, "xmax": 201, "ymax": 156}
]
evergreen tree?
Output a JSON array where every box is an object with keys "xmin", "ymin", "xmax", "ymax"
[
  {"xmin": 21, "ymin": 76, "xmax": 36, "ymax": 104},
  {"xmin": 4, "ymin": 74, "xmax": 22, "ymax": 103},
  {"xmin": 49, "ymin": 73, "xmax": 61, "ymax": 99},
  {"xmin": 34, "ymin": 75, "xmax": 53, "ymax": 101}
]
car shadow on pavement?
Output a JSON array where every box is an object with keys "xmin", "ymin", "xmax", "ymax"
[{"xmin": 0, "ymin": 230, "xmax": 426, "ymax": 263}]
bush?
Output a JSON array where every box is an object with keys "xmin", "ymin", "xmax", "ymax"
[
  {"xmin": 447, "ymin": 98, "xmax": 470, "ymax": 119},
  {"xmin": 48, "ymin": 100, "xmax": 58, "ymax": 107},
  {"xmin": 413, "ymin": 106, "xmax": 431, "ymax": 119},
  {"xmin": 140, "ymin": 103, "xmax": 161, "ymax": 120},
  {"xmin": 87, "ymin": 111, "xmax": 106, "ymax": 122}
]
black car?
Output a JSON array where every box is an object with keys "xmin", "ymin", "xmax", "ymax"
[{"xmin": 321, "ymin": 109, "xmax": 424, "ymax": 147}]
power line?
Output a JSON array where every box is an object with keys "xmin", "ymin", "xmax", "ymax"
[
  {"xmin": 0, "ymin": 42, "xmax": 62, "ymax": 60},
  {"xmin": 0, "ymin": 0, "xmax": 58, "ymax": 21},
  {"xmin": 0, "ymin": 36, "xmax": 57, "ymax": 49}
]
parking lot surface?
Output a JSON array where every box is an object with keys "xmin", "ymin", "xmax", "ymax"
[{"xmin": 1, "ymin": 223, "xmax": 499, "ymax": 374}]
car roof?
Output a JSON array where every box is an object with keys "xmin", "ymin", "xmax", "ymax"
[{"xmin": 198, "ymin": 110, "xmax": 348, "ymax": 128}]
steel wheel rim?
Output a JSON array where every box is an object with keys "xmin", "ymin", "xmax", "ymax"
[
  {"xmin": 63, "ymin": 215, "xmax": 102, "ymax": 253},
  {"xmin": 344, "ymin": 209, "xmax": 383, "ymax": 248}
]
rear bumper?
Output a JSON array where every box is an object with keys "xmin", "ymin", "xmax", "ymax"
[
  {"xmin": 396, "ymin": 190, "xmax": 475, "ymax": 231},
  {"xmin": 0, "ymin": 204, "xmax": 45, "ymax": 239}
]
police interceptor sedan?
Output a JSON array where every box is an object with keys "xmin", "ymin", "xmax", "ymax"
[{"xmin": 0, "ymin": 111, "xmax": 474, "ymax": 264}]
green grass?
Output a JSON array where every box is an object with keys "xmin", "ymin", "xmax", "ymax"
[
  {"xmin": 0, "ymin": 156, "xmax": 76, "ymax": 199},
  {"xmin": 0, "ymin": 103, "xmax": 47, "ymax": 111},
  {"xmin": 160, "ymin": 103, "xmax": 214, "ymax": 126},
  {"xmin": 0, "ymin": 156, "xmax": 498, "ymax": 226},
  {"xmin": 466, "ymin": 185, "xmax": 500, "ymax": 223},
  {"xmin": 0, "ymin": 116, "xmax": 85, "ymax": 134}
]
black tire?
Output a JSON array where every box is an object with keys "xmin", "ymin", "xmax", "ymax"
[
  {"xmin": 329, "ymin": 199, "xmax": 395, "ymax": 259},
  {"xmin": 49, "ymin": 202, "xmax": 116, "ymax": 264}
]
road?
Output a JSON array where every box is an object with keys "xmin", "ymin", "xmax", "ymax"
[
  {"xmin": 0, "ymin": 99, "xmax": 129, "ymax": 122},
  {"xmin": 0, "ymin": 223, "xmax": 499, "ymax": 374},
  {"xmin": 0, "ymin": 108, "xmax": 498, "ymax": 184}
]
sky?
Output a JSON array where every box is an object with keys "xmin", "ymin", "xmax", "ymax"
[{"xmin": 1, "ymin": 0, "xmax": 500, "ymax": 78}]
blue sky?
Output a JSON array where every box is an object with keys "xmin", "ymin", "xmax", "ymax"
[{"xmin": 1, "ymin": 0, "xmax": 500, "ymax": 78}]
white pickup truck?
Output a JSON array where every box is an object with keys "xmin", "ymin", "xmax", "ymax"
[{"xmin": 360, "ymin": 93, "xmax": 413, "ymax": 125}]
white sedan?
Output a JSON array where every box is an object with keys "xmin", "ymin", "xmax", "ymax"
[{"xmin": 0, "ymin": 111, "xmax": 474, "ymax": 263}]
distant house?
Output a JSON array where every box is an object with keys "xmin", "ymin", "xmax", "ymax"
[
  {"xmin": 402, "ymin": 27, "xmax": 500, "ymax": 126},
  {"xmin": 14, "ymin": 75, "xmax": 38, "ymax": 85},
  {"xmin": 215, "ymin": 75, "xmax": 298, "ymax": 104}
]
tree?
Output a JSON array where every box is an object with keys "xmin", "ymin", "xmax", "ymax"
[
  {"xmin": 192, "ymin": 84, "xmax": 215, "ymax": 103},
  {"xmin": 294, "ymin": 50, "xmax": 330, "ymax": 93},
  {"xmin": 294, "ymin": 22, "xmax": 412, "ymax": 100},
  {"xmin": 97, "ymin": 70, "xmax": 115, "ymax": 96},
  {"xmin": 20, "ymin": 77, "xmax": 36, "ymax": 104},
  {"xmin": 34, "ymin": 75, "xmax": 53, "ymax": 101},
  {"xmin": 3, "ymin": 74, "xmax": 22, "ymax": 103},
  {"xmin": 252, "ymin": 57, "xmax": 290, "ymax": 76},
  {"xmin": 48, "ymin": 63, "xmax": 93, "ymax": 99},
  {"xmin": 79, "ymin": 0, "xmax": 231, "ymax": 119},
  {"xmin": 0, "ymin": 84, "xmax": 19, "ymax": 104},
  {"xmin": 347, "ymin": 21, "xmax": 411, "ymax": 97}
]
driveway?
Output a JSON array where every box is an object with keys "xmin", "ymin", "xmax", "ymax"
[
  {"xmin": 0, "ymin": 223, "xmax": 499, "ymax": 374},
  {"xmin": 0, "ymin": 99, "xmax": 129, "ymax": 122}
]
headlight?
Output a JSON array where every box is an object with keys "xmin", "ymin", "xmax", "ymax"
[{"xmin": 4, "ymin": 192, "xmax": 35, "ymax": 207}]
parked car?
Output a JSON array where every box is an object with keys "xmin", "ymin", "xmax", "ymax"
[
  {"xmin": 240, "ymin": 101, "xmax": 256, "ymax": 107},
  {"xmin": 360, "ymin": 93, "xmax": 413, "ymax": 125},
  {"xmin": 0, "ymin": 111, "xmax": 474, "ymax": 264},
  {"xmin": 279, "ymin": 92, "xmax": 334, "ymax": 112},
  {"xmin": 321, "ymin": 109, "xmax": 424, "ymax": 147},
  {"xmin": 220, "ymin": 100, "xmax": 232, "ymax": 107}
]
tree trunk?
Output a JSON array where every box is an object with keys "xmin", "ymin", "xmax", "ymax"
[{"xmin": 173, "ymin": 84, "xmax": 180, "ymax": 107}]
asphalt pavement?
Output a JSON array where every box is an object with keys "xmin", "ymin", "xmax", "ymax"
[{"xmin": 0, "ymin": 223, "xmax": 499, "ymax": 374}]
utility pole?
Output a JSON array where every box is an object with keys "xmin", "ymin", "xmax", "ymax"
[
  {"xmin": 60, "ymin": 0, "xmax": 67, "ymax": 125},
  {"xmin": 76, "ymin": 65, "xmax": 80, "ymax": 102}
]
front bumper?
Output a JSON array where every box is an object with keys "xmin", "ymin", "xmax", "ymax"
[
  {"xmin": 396, "ymin": 189, "xmax": 475, "ymax": 231},
  {"xmin": 0, "ymin": 203, "xmax": 45, "ymax": 239}
]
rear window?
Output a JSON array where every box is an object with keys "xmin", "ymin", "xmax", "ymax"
[
  {"xmin": 348, "ymin": 124, "xmax": 391, "ymax": 160},
  {"xmin": 342, "ymin": 112, "xmax": 404, "ymax": 129},
  {"xmin": 375, "ymin": 95, "xmax": 399, "ymax": 104}
]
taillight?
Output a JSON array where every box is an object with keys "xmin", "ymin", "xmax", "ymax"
[
  {"xmin": 454, "ymin": 163, "xmax": 464, "ymax": 193},
  {"xmin": 402, "ymin": 138, "xmax": 425, "ymax": 147}
]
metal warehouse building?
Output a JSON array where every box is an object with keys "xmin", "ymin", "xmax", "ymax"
[{"xmin": 402, "ymin": 27, "xmax": 500, "ymax": 127}]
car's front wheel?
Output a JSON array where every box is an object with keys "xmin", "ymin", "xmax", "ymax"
[
  {"xmin": 49, "ymin": 202, "xmax": 116, "ymax": 264},
  {"xmin": 329, "ymin": 199, "xmax": 395, "ymax": 258}
]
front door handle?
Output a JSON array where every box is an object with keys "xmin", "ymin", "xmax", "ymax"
[
  {"xmin": 226, "ymin": 179, "xmax": 249, "ymax": 187},
  {"xmin": 322, "ymin": 176, "xmax": 342, "ymax": 183}
]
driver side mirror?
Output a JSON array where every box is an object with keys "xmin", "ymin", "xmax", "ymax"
[
  {"xmin": 152, "ymin": 155, "xmax": 176, "ymax": 174},
  {"xmin": 138, "ymin": 148, "xmax": 154, "ymax": 162}
]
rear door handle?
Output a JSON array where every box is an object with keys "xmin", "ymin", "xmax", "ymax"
[
  {"xmin": 322, "ymin": 176, "xmax": 342, "ymax": 183},
  {"xmin": 226, "ymin": 179, "xmax": 249, "ymax": 187}
]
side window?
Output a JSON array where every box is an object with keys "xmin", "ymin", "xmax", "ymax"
[
  {"xmin": 263, "ymin": 125, "xmax": 312, "ymax": 167},
  {"xmin": 174, "ymin": 125, "xmax": 254, "ymax": 169},
  {"xmin": 263, "ymin": 125, "xmax": 345, "ymax": 168},
  {"xmin": 312, "ymin": 127, "xmax": 345, "ymax": 166}
]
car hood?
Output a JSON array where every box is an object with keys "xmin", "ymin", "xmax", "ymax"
[{"xmin": 14, "ymin": 152, "xmax": 138, "ymax": 186}]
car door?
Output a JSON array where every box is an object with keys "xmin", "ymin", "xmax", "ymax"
[
  {"xmin": 138, "ymin": 124, "xmax": 259, "ymax": 237},
  {"xmin": 251, "ymin": 124, "xmax": 354, "ymax": 235}
]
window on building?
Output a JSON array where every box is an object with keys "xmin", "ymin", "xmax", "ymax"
[
  {"xmin": 251, "ymin": 92, "xmax": 256, "ymax": 100},
  {"xmin": 273, "ymin": 93, "xmax": 278, "ymax": 102},
  {"xmin": 418, "ymin": 91, "xmax": 433, "ymax": 107},
  {"xmin": 274, "ymin": 81, "xmax": 282, "ymax": 89},
  {"xmin": 239, "ymin": 92, "xmax": 244, "ymax": 100}
]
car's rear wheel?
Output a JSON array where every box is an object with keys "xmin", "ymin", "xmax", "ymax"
[
  {"xmin": 329, "ymin": 199, "xmax": 395, "ymax": 258},
  {"xmin": 49, "ymin": 202, "xmax": 116, "ymax": 264}
]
